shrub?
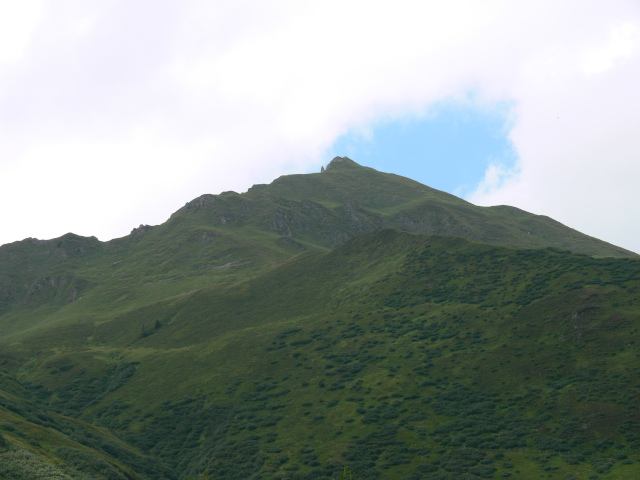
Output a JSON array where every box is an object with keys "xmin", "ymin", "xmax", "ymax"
[
  {"xmin": 0, "ymin": 448, "xmax": 71, "ymax": 479},
  {"xmin": 334, "ymin": 466, "xmax": 355, "ymax": 480},
  {"xmin": 56, "ymin": 447, "xmax": 127, "ymax": 480}
]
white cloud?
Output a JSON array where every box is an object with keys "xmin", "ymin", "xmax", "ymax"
[
  {"xmin": 469, "ymin": 4, "xmax": 640, "ymax": 253},
  {"xmin": 1, "ymin": 0, "xmax": 639, "ymax": 253},
  {"xmin": 0, "ymin": 1, "xmax": 44, "ymax": 64},
  {"xmin": 471, "ymin": 162, "xmax": 519, "ymax": 199},
  {"xmin": 582, "ymin": 23, "xmax": 640, "ymax": 74}
]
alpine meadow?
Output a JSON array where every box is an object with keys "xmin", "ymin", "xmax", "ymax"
[{"xmin": 1, "ymin": 157, "xmax": 640, "ymax": 480}]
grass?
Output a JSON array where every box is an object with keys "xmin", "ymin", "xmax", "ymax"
[{"xmin": 1, "ymin": 229, "xmax": 639, "ymax": 478}]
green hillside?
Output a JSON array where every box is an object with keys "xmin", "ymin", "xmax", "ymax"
[{"xmin": 1, "ymin": 159, "xmax": 639, "ymax": 479}]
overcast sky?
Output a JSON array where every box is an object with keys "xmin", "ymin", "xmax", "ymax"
[{"xmin": 1, "ymin": 1, "xmax": 640, "ymax": 254}]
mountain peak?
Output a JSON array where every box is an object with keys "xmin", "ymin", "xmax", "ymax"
[{"xmin": 324, "ymin": 156, "xmax": 359, "ymax": 171}]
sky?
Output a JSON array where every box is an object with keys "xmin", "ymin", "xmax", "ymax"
[{"xmin": 1, "ymin": 1, "xmax": 640, "ymax": 254}]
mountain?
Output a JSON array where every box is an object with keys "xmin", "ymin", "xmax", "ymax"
[
  {"xmin": 1, "ymin": 158, "xmax": 639, "ymax": 480},
  {"xmin": 0, "ymin": 158, "xmax": 633, "ymax": 335},
  {"xmin": 174, "ymin": 157, "xmax": 634, "ymax": 255}
]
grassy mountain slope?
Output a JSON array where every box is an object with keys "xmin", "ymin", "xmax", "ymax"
[
  {"xmin": 2, "ymin": 230, "xmax": 640, "ymax": 479},
  {"xmin": 0, "ymin": 371, "xmax": 175, "ymax": 480}
]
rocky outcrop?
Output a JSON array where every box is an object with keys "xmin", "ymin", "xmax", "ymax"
[{"xmin": 131, "ymin": 225, "xmax": 153, "ymax": 236}]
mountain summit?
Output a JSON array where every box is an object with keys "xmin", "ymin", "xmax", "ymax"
[{"xmin": 324, "ymin": 155, "xmax": 359, "ymax": 170}]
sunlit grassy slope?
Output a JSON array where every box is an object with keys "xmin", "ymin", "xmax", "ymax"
[{"xmin": 1, "ymin": 158, "xmax": 639, "ymax": 480}]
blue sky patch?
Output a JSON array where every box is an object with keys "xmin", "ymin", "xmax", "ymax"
[{"xmin": 325, "ymin": 102, "xmax": 518, "ymax": 199}]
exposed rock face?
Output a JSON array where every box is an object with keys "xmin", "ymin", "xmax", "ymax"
[
  {"xmin": 131, "ymin": 225, "xmax": 153, "ymax": 236},
  {"xmin": 325, "ymin": 156, "xmax": 345, "ymax": 171},
  {"xmin": 325, "ymin": 156, "xmax": 357, "ymax": 171}
]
